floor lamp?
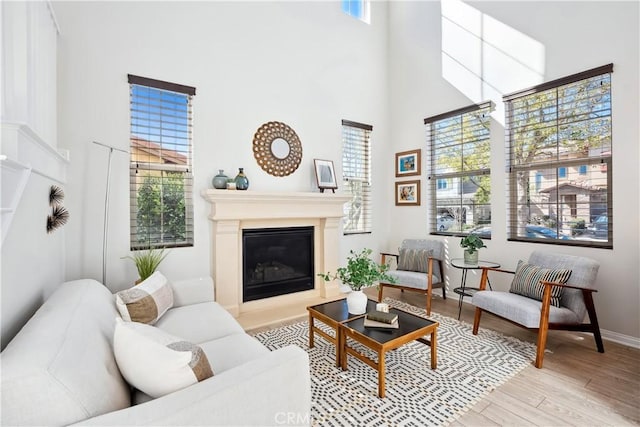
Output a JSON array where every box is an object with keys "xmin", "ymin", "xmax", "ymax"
[{"xmin": 93, "ymin": 141, "xmax": 128, "ymax": 286}]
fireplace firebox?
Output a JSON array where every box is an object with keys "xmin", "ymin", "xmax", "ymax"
[{"xmin": 242, "ymin": 226, "xmax": 314, "ymax": 302}]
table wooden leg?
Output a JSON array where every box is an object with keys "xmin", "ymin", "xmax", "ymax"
[
  {"xmin": 430, "ymin": 329, "xmax": 437, "ymax": 369},
  {"xmin": 308, "ymin": 312, "xmax": 314, "ymax": 348},
  {"xmin": 339, "ymin": 328, "xmax": 347, "ymax": 370},
  {"xmin": 336, "ymin": 326, "xmax": 342, "ymax": 368},
  {"xmin": 378, "ymin": 351, "xmax": 386, "ymax": 398}
]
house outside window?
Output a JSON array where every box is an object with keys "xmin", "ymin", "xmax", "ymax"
[
  {"xmin": 425, "ymin": 101, "xmax": 493, "ymax": 235},
  {"xmin": 342, "ymin": 120, "xmax": 372, "ymax": 234},
  {"xmin": 128, "ymin": 74, "xmax": 195, "ymax": 249},
  {"xmin": 504, "ymin": 64, "xmax": 612, "ymax": 247}
]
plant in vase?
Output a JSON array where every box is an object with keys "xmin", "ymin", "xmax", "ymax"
[
  {"xmin": 318, "ymin": 248, "xmax": 395, "ymax": 314},
  {"xmin": 123, "ymin": 247, "xmax": 169, "ymax": 284},
  {"xmin": 460, "ymin": 234, "xmax": 486, "ymax": 265}
]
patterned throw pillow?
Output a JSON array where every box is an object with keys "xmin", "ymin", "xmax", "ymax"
[
  {"xmin": 113, "ymin": 318, "xmax": 214, "ymax": 398},
  {"xmin": 397, "ymin": 248, "xmax": 433, "ymax": 273},
  {"xmin": 509, "ymin": 260, "xmax": 572, "ymax": 307},
  {"xmin": 116, "ymin": 271, "xmax": 173, "ymax": 324}
]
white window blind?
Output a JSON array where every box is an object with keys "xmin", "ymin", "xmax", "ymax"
[
  {"xmin": 425, "ymin": 101, "xmax": 493, "ymax": 235},
  {"xmin": 504, "ymin": 64, "xmax": 612, "ymax": 247},
  {"xmin": 342, "ymin": 120, "xmax": 372, "ymax": 234},
  {"xmin": 128, "ymin": 74, "xmax": 195, "ymax": 249}
]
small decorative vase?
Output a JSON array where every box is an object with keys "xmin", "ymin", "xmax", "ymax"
[
  {"xmin": 212, "ymin": 170, "xmax": 229, "ymax": 189},
  {"xmin": 346, "ymin": 289, "xmax": 368, "ymax": 314},
  {"xmin": 464, "ymin": 250, "xmax": 478, "ymax": 265},
  {"xmin": 235, "ymin": 168, "xmax": 249, "ymax": 191}
]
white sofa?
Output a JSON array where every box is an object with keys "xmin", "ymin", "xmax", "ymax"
[{"xmin": 1, "ymin": 277, "xmax": 311, "ymax": 426}]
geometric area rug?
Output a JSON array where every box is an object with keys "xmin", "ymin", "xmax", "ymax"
[{"xmin": 252, "ymin": 297, "xmax": 536, "ymax": 426}]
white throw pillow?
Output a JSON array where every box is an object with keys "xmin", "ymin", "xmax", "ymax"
[
  {"xmin": 115, "ymin": 271, "xmax": 174, "ymax": 324},
  {"xmin": 113, "ymin": 318, "xmax": 214, "ymax": 398}
]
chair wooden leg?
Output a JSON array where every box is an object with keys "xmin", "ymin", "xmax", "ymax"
[
  {"xmin": 535, "ymin": 329, "xmax": 549, "ymax": 368},
  {"xmin": 378, "ymin": 284, "xmax": 384, "ymax": 303},
  {"xmin": 425, "ymin": 263, "xmax": 433, "ymax": 315},
  {"xmin": 442, "ymin": 286, "xmax": 446, "ymax": 300},
  {"xmin": 535, "ymin": 287, "xmax": 553, "ymax": 369},
  {"xmin": 472, "ymin": 308, "xmax": 482, "ymax": 335},
  {"xmin": 583, "ymin": 290, "xmax": 605, "ymax": 353}
]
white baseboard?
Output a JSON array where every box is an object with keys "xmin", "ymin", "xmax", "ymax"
[{"xmin": 601, "ymin": 329, "xmax": 640, "ymax": 349}]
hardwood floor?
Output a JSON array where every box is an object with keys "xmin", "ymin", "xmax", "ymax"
[{"xmin": 365, "ymin": 287, "xmax": 640, "ymax": 426}]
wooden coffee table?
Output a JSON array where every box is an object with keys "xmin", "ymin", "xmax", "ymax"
[
  {"xmin": 307, "ymin": 299, "xmax": 378, "ymax": 367},
  {"xmin": 340, "ymin": 307, "xmax": 438, "ymax": 398}
]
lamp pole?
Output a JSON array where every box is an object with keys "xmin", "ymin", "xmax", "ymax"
[{"xmin": 93, "ymin": 141, "xmax": 128, "ymax": 286}]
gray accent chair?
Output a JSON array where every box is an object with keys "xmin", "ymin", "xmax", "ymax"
[
  {"xmin": 378, "ymin": 239, "xmax": 446, "ymax": 315},
  {"xmin": 472, "ymin": 250, "xmax": 603, "ymax": 368}
]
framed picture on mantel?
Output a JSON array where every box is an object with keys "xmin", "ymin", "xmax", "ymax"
[
  {"xmin": 314, "ymin": 159, "xmax": 338, "ymax": 193},
  {"xmin": 395, "ymin": 149, "xmax": 421, "ymax": 177}
]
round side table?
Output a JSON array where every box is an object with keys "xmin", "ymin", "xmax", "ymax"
[{"xmin": 451, "ymin": 258, "xmax": 500, "ymax": 320}]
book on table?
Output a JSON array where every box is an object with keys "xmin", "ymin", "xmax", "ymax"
[
  {"xmin": 363, "ymin": 317, "xmax": 399, "ymax": 329},
  {"xmin": 365, "ymin": 310, "xmax": 398, "ymax": 324}
]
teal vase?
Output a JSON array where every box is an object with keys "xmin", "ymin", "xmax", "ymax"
[
  {"xmin": 235, "ymin": 168, "xmax": 249, "ymax": 190},
  {"xmin": 212, "ymin": 170, "xmax": 229, "ymax": 189}
]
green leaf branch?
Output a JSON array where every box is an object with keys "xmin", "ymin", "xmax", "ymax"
[{"xmin": 318, "ymin": 248, "xmax": 395, "ymax": 291}]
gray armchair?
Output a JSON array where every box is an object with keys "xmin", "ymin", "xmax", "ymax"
[
  {"xmin": 472, "ymin": 250, "xmax": 603, "ymax": 368},
  {"xmin": 378, "ymin": 239, "xmax": 446, "ymax": 315}
]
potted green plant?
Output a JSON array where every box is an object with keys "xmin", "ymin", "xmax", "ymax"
[
  {"xmin": 460, "ymin": 234, "xmax": 486, "ymax": 265},
  {"xmin": 123, "ymin": 247, "xmax": 169, "ymax": 284},
  {"xmin": 319, "ymin": 248, "xmax": 395, "ymax": 314}
]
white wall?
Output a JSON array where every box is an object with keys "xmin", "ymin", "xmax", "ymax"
[
  {"xmin": 0, "ymin": 170, "xmax": 66, "ymax": 349},
  {"xmin": 54, "ymin": 1, "xmax": 392, "ymax": 292},
  {"xmin": 1, "ymin": 1, "xmax": 65, "ymax": 349},
  {"xmin": 7, "ymin": 0, "xmax": 637, "ymax": 348},
  {"xmin": 388, "ymin": 1, "xmax": 639, "ymax": 341}
]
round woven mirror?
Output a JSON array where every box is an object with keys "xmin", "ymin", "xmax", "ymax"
[{"xmin": 252, "ymin": 121, "xmax": 303, "ymax": 177}]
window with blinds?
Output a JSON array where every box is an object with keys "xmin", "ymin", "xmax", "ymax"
[
  {"xmin": 425, "ymin": 101, "xmax": 493, "ymax": 236},
  {"xmin": 342, "ymin": 120, "xmax": 372, "ymax": 234},
  {"xmin": 504, "ymin": 64, "xmax": 613, "ymax": 248},
  {"xmin": 128, "ymin": 74, "xmax": 195, "ymax": 250}
]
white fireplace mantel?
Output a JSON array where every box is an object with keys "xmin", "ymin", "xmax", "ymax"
[{"xmin": 201, "ymin": 189, "xmax": 350, "ymax": 317}]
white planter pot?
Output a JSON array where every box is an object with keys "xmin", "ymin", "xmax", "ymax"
[
  {"xmin": 464, "ymin": 249, "xmax": 479, "ymax": 265},
  {"xmin": 346, "ymin": 290, "xmax": 367, "ymax": 314}
]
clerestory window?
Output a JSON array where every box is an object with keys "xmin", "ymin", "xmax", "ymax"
[{"xmin": 341, "ymin": 0, "xmax": 370, "ymax": 23}]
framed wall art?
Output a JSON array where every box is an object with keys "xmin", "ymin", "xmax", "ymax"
[
  {"xmin": 314, "ymin": 159, "xmax": 338, "ymax": 193},
  {"xmin": 395, "ymin": 180, "xmax": 421, "ymax": 206},
  {"xmin": 395, "ymin": 149, "xmax": 421, "ymax": 177}
]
